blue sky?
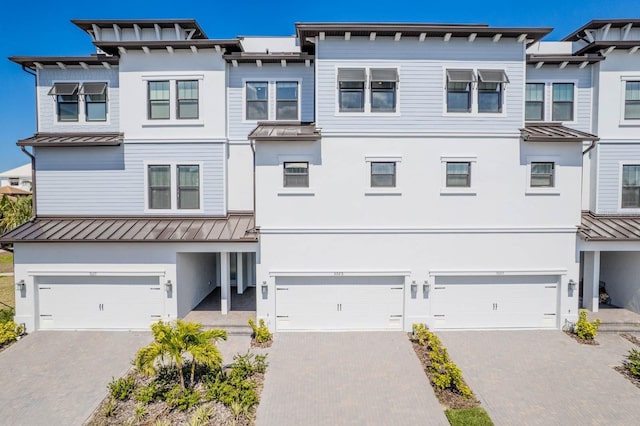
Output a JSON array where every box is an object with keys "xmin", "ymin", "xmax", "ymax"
[{"xmin": 0, "ymin": 0, "xmax": 637, "ymax": 171}]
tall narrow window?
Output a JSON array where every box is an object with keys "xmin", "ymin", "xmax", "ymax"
[
  {"xmin": 446, "ymin": 70, "xmax": 475, "ymax": 112},
  {"xmin": 622, "ymin": 165, "xmax": 640, "ymax": 208},
  {"xmin": 148, "ymin": 165, "xmax": 171, "ymax": 209},
  {"xmin": 148, "ymin": 81, "xmax": 170, "ymax": 120},
  {"xmin": 276, "ymin": 82, "xmax": 299, "ymax": 120},
  {"xmin": 177, "ymin": 165, "xmax": 200, "ymax": 209},
  {"xmin": 370, "ymin": 69, "xmax": 398, "ymax": 112},
  {"xmin": 446, "ymin": 162, "xmax": 471, "ymax": 187},
  {"xmin": 552, "ymin": 83, "xmax": 574, "ymax": 121},
  {"xmin": 477, "ymin": 70, "xmax": 508, "ymax": 113},
  {"xmin": 80, "ymin": 82, "xmax": 108, "ymax": 121},
  {"xmin": 531, "ymin": 162, "xmax": 555, "ymax": 187},
  {"xmin": 283, "ymin": 162, "xmax": 309, "ymax": 188},
  {"xmin": 338, "ymin": 69, "xmax": 366, "ymax": 112},
  {"xmin": 525, "ymin": 83, "xmax": 545, "ymax": 121},
  {"xmin": 371, "ymin": 162, "xmax": 396, "ymax": 187},
  {"xmin": 625, "ymin": 81, "xmax": 640, "ymax": 120},
  {"xmin": 177, "ymin": 80, "xmax": 199, "ymax": 119},
  {"xmin": 49, "ymin": 82, "xmax": 79, "ymax": 122},
  {"xmin": 246, "ymin": 82, "xmax": 268, "ymax": 120}
]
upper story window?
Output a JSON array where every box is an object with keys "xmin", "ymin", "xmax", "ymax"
[
  {"xmin": 49, "ymin": 83, "xmax": 79, "ymax": 122},
  {"xmin": 246, "ymin": 82, "xmax": 268, "ymax": 120},
  {"xmin": 446, "ymin": 70, "xmax": 474, "ymax": 113},
  {"xmin": 148, "ymin": 165, "xmax": 171, "ymax": 209},
  {"xmin": 552, "ymin": 83, "xmax": 574, "ymax": 121},
  {"xmin": 276, "ymin": 82, "xmax": 299, "ymax": 120},
  {"xmin": 79, "ymin": 82, "xmax": 108, "ymax": 122},
  {"xmin": 148, "ymin": 81, "xmax": 170, "ymax": 120},
  {"xmin": 177, "ymin": 165, "xmax": 200, "ymax": 209},
  {"xmin": 622, "ymin": 165, "xmax": 640, "ymax": 209},
  {"xmin": 370, "ymin": 162, "xmax": 396, "ymax": 187},
  {"xmin": 148, "ymin": 164, "xmax": 201, "ymax": 211},
  {"xmin": 177, "ymin": 81, "xmax": 199, "ymax": 119},
  {"xmin": 283, "ymin": 162, "xmax": 309, "ymax": 188},
  {"xmin": 477, "ymin": 70, "xmax": 508, "ymax": 113},
  {"xmin": 531, "ymin": 162, "xmax": 555, "ymax": 187},
  {"xmin": 370, "ymin": 69, "xmax": 398, "ymax": 112},
  {"xmin": 338, "ymin": 69, "xmax": 366, "ymax": 112},
  {"xmin": 446, "ymin": 162, "xmax": 471, "ymax": 187},
  {"xmin": 624, "ymin": 81, "xmax": 640, "ymax": 120},
  {"xmin": 525, "ymin": 83, "xmax": 545, "ymax": 121}
]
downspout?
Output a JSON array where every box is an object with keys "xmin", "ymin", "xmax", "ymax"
[
  {"xmin": 20, "ymin": 64, "xmax": 38, "ymax": 219},
  {"xmin": 249, "ymin": 138, "xmax": 257, "ymax": 232}
]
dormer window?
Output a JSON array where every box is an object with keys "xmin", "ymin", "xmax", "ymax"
[{"xmin": 48, "ymin": 83, "xmax": 79, "ymax": 122}]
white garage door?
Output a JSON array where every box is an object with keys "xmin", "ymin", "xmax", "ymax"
[
  {"xmin": 431, "ymin": 275, "xmax": 559, "ymax": 329},
  {"xmin": 37, "ymin": 276, "xmax": 163, "ymax": 330},
  {"xmin": 275, "ymin": 276, "xmax": 404, "ymax": 331}
]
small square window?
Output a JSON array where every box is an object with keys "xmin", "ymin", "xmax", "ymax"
[
  {"xmin": 622, "ymin": 165, "xmax": 640, "ymax": 208},
  {"xmin": 371, "ymin": 162, "xmax": 396, "ymax": 187},
  {"xmin": 283, "ymin": 162, "xmax": 309, "ymax": 188},
  {"xmin": 531, "ymin": 162, "xmax": 554, "ymax": 187},
  {"xmin": 446, "ymin": 162, "xmax": 471, "ymax": 187}
]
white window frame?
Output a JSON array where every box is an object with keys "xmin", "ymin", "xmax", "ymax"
[
  {"xmin": 242, "ymin": 79, "xmax": 302, "ymax": 123},
  {"xmin": 550, "ymin": 81, "xmax": 578, "ymax": 124},
  {"xmin": 51, "ymin": 80, "xmax": 111, "ymax": 126},
  {"xmin": 364, "ymin": 156, "xmax": 402, "ymax": 195},
  {"xmin": 141, "ymin": 74, "xmax": 204, "ymax": 126},
  {"xmin": 619, "ymin": 76, "xmax": 640, "ymax": 126},
  {"xmin": 440, "ymin": 156, "xmax": 477, "ymax": 195},
  {"xmin": 334, "ymin": 66, "xmax": 401, "ymax": 116},
  {"xmin": 619, "ymin": 162, "xmax": 640, "ymax": 212},
  {"xmin": 143, "ymin": 161, "xmax": 204, "ymax": 213},
  {"xmin": 442, "ymin": 67, "xmax": 507, "ymax": 117},
  {"xmin": 276, "ymin": 154, "xmax": 315, "ymax": 196},
  {"xmin": 525, "ymin": 156, "xmax": 560, "ymax": 195}
]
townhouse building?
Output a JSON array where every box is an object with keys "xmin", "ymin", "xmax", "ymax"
[{"xmin": 2, "ymin": 17, "xmax": 634, "ymax": 333}]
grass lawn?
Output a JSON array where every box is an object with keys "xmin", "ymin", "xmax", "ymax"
[
  {"xmin": 445, "ymin": 408, "xmax": 494, "ymax": 426},
  {"xmin": 0, "ymin": 275, "xmax": 14, "ymax": 309},
  {"xmin": 0, "ymin": 251, "xmax": 13, "ymax": 274}
]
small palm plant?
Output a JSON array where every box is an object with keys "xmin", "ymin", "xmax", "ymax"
[{"xmin": 135, "ymin": 320, "xmax": 227, "ymax": 389}]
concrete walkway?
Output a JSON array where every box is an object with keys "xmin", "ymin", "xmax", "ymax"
[
  {"xmin": 439, "ymin": 330, "xmax": 640, "ymax": 425},
  {"xmin": 0, "ymin": 331, "xmax": 150, "ymax": 426},
  {"xmin": 256, "ymin": 332, "xmax": 448, "ymax": 426}
]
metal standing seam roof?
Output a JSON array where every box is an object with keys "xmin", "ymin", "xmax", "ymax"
[
  {"xmin": 17, "ymin": 133, "xmax": 124, "ymax": 147},
  {"xmin": 0, "ymin": 214, "xmax": 258, "ymax": 243},
  {"xmin": 9, "ymin": 55, "xmax": 119, "ymax": 70},
  {"xmin": 580, "ymin": 211, "xmax": 640, "ymax": 241},
  {"xmin": 249, "ymin": 122, "xmax": 321, "ymax": 141},
  {"xmin": 521, "ymin": 123, "xmax": 599, "ymax": 142}
]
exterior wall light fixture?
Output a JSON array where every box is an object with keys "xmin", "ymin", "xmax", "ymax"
[
  {"xmin": 568, "ymin": 279, "xmax": 577, "ymax": 290},
  {"xmin": 165, "ymin": 280, "xmax": 173, "ymax": 292},
  {"xmin": 16, "ymin": 280, "xmax": 25, "ymax": 292}
]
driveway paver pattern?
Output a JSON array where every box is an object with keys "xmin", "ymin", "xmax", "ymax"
[
  {"xmin": 256, "ymin": 332, "xmax": 448, "ymax": 426},
  {"xmin": 439, "ymin": 330, "xmax": 640, "ymax": 426},
  {"xmin": 0, "ymin": 331, "xmax": 150, "ymax": 426}
]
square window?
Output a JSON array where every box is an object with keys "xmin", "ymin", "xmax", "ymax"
[
  {"xmin": 148, "ymin": 165, "xmax": 171, "ymax": 209},
  {"xmin": 625, "ymin": 81, "xmax": 640, "ymax": 120},
  {"xmin": 552, "ymin": 83, "xmax": 574, "ymax": 121},
  {"xmin": 622, "ymin": 165, "xmax": 640, "ymax": 208},
  {"xmin": 531, "ymin": 162, "xmax": 555, "ymax": 187},
  {"xmin": 177, "ymin": 81, "xmax": 199, "ymax": 119},
  {"xmin": 246, "ymin": 82, "xmax": 268, "ymax": 120},
  {"xmin": 371, "ymin": 162, "xmax": 396, "ymax": 187},
  {"xmin": 148, "ymin": 81, "xmax": 170, "ymax": 120},
  {"xmin": 446, "ymin": 162, "xmax": 471, "ymax": 187},
  {"xmin": 283, "ymin": 162, "xmax": 309, "ymax": 188},
  {"xmin": 276, "ymin": 82, "xmax": 299, "ymax": 120},
  {"xmin": 525, "ymin": 83, "xmax": 545, "ymax": 121}
]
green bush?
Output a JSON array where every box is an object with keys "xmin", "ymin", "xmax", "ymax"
[
  {"xmin": 134, "ymin": 402, "xmax": 148, "ymax": 421},
  {"xmin": 0, "ymin": 321, "xmax": 24, "ymax": 347},
  {"xmin": 248, "ymin": 319, "xmax": 272, "ymax": 344},
  {"xmin": 231, "ymin": 351, "xmax": 268, "ymax": 379},
  {"xmin": 134, "ymin": 381, "xmax": 165, "ymax": 404},
  {"xmin": 108, "ymin": 376, "xmax": 136, "ymax": 401},
  {"xmin": 0, "ymin": 308, "xmax": 14, "ymax": 324},
  {"xmin": 103, "ymin": 398, "xmax": 118, "ymax": 418},
  {"xmin": 625, "ymin": 349, "xmax": 640, "ymax": 377},
  {"xmin": 205, "ymin": 373, "xmax": 258, "ymax": 407},
  {"xmin": 574, "ymin": 309, "xmax": 601, "ymax": 340},
  {"xmin": 165, "ymin": 384, "xmax": 201, "ymax": 411}
]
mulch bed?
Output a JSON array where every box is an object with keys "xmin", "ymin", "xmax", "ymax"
[
  {"xmin": 614, "ymin": 366, "xmax": 640, "ymax": 390},
  {"xmin": 563, "ymin": 331, "xmax": 599, "ymax": 345},
  {"xmin": 621, "ymin": 333, "xmax": 640, "ymax": 347},
  {"xmin": 250, "ymin": 339, "xmax": 272, "ymax": 349},
  {"xmin": 409, "ymin": 334, "xmax": 479, "ymax": 410}
]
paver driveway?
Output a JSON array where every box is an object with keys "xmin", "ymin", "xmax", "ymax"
[
  {"xmin": 439, "ymin": 330, "xmax": 640, "ymax": 425},
  {"xmin": 0, "ymin": 331, "xmax": 150, "ymax": 426},
  {"xmin": 256, "ymin": 332, "xmax": 448, "ymax": 426}
]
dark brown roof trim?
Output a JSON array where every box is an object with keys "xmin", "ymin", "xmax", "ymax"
[
  {"xmin": 95, "ymin": 39, "xmax": 242, "ymax": 55},
  {"xmin": 563, "ymin": 19, "xmax": 640, "ymax": 42},
  {"xmin": 9, "ymin": 55, "xmax": 118, "ymax": 70},
  {"xmin": 580, "ymin": 211, "xmax": 640, "ymax": 241},
  {"xmin": 574, "ymin": 41, "xmax": 640, "ymax": 56},
  {"xmin": 296, "ymin": 22, "xmax": 552, "ymax": 52},
  {"xmin": 224, "ymin": 52, "xmax": 314, "ymax": 64},
  {"xmin": 17, "ymin": 133, "xmax": 124, "ymax": 147},
  {"xmin": 521, "ymin": 122, "xmax": 599, "ymax": 142},
  {"xmin": 526, "ymin": 54, "xmax": 604, "ymax": 65},
  {"xmin": 72, "ymin": 19, "xmax": 208, "ymax": 39}
]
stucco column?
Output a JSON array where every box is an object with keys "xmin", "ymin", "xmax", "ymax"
[
  {"xmin": 237, "ymin": 252, "xmax": 244, "ymax": 294},
  {"xmin": 583, "ymin": 251, "xmax": 600, "ymax": 312},
  {"xmin": 220, "ymin": 252, "xmax": 230, "ymax": 315}
]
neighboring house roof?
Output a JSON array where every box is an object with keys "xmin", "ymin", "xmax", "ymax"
[
  {"xmin": 562, "ymin": 19, "xmax": 640, "ymax": 42},
  {"xmin": 520, "ymin": 123, "xmax": 599, "ymax": 142},
  {"xmin": 17, "ymin": 133, "xmax": 124, "ymax": 147},
  {"xmin": 580, "ymin": 211, "xmax": 640, "ymax": 241},
  {"xmin": 249, "ymin": 122, "xmax": 321, "ymax": 141},
  {"xmin": 0, "ymin": 186, "xmax": 31, "ymax": 195},
  {"xmin": 0, "ymin": 164, "xmax": 31, "ymax": 179},
  {"xmin": 95, "ymin": 39, "xmax": 243, "ymax": 55},
  {"xmin": 9, "ymin": 55, "xmax": 118, "ymax": 70},
  {"xmin": 0, "ymin": 214, "xmax": 257, "ymax": 243},
  {"xmin": 71, "ymin": 19, "xmax": 209, "ymax": 39}
]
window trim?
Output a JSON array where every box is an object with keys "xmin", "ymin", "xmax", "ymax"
[
  {"xmin": 80, "ymin": 82, "xmax": 108, "ymax": 122},
  {"xmin": 442, "ymin": 67, "xmax": 508, "ymax": 117},
  {"xmin": 620, "ymin": 162, "xmax": 640, "ymax": 210},
  {"xmin": 440, "ymin": 156, "xmax": 477, "ymax": 195},
  {"xmin": 50, "ymin": 80, "xmax": 112, "ymax": 125},
  {"xmin": 276, "ymin": 81, "xmax": 300, "ymax": 120},
  {"xmin": 283, "ymin": 161, "xmax": 309, "ymax": 188},
  {"xmin": 245, "ymin": 81, "xmax": 269, "ymax": 121},
  {"xmin": 525, "ymin": 156, "xmax": 560, "ymax": 195},
  {"xmin": 141, "ymin": 74, "xmax": 204, "ymax": 125},
  {"xmin": 335, "ymin": 66, "xmax": 401, "ymax": 116},
  {"xmin": 620, "ymin": 76, "xmax": 640, "ymax": 126},
  {"xmin": 176, "ymin": 80, "xmax": 199, "ymax": 120},
  {"xmin": 243, "ymin": 78, "xmax": 303, "ymax": 122},
  {"xmin": 144, "ymin": 162, "xmax": 204, "ymax": 213},
  {"xmin": 176, "ymin": 164, "xmax": 201, "ymax": 210},
  {"xmin": 370, "ymin": 161, "xmax": 397, "ymax": 188},
  {"xmin": 525, "ymin": 83, "xmax": 545, "ymax": 122},
  {"xmin": 551, "ymin": 82, "xmax": 575, "ymax": 122}
]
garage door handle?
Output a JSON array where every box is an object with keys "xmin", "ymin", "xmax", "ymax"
[
  {"xmin": 390, "ymin": 314, "xmax": 403, "ymax": 318},
  {"xmin": 277, "ymin": 288, "xmax": 289, "ymax": 291},
  {"xmin": 391, "ymin": 287, "xmax": 403, "ymax": 290},
  {"xmin": 545, "ymin": 285, "xmax": 557, "ymax": 289},
  {"xmin": 544, "ymin": 313, "xmax": 556, "ymax": 316},
  {"xmin": 434, "ymin": 286, "xmax": 445, "ymax": 290},
  {"xmin": 40, "ymin": 314, "xmax": 53, "ymax": 317},
  {"xmin": 433, "ymin": 314, "xmax": 445, "ymax": 317},
  {"xmin": 150, "ymin": 287, "xmax": 160, "ymax": 291},
  {"xmin": 39, "ymin": 287, "xmax": 51, "ymax": 290},
  {"xmin": 151, "ymin": 315, "xmax": 161, "ymax": 318},
  {"xmin": 276, "ymin": 315, "xmax": 289, "ymax": 318}
]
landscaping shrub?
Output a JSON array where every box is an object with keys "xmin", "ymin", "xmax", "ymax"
[
  {"xmin": 248, "ymin": 318, "xmax": 272, "ymax": 344},
  {"xmin": 165, "ymin": 384, "xmax": 201, "ymax": 411},
  {"xmin": 188, "ymin": 405, "xmax": 215, "ymax": 426},
  {"xmin": 573, "ymin": 309, "xmax": 601, "ymax": 340},
  {"xmin": 0, "ymin": 308, "xmax": 14, "ymax": 324},
  {"xmin": 134, "ymin": 402, "xmax": 148, "ymax": 421},
  {"xmin": 231, "ymin": 351, "xmax": 268, "ymax": 378},
  {"xmin": 102, "ymin": 398, "xmax": 118, "ymax": 418},
  {"xmin": 625, "ymin": 349, "xmax": 640, "ymax": 378},
  {"xmin": 108, "ymin": 376, "xmax": 136, "ymax": 401},
  {"xmin": 134, "ymin": 381, "xmax": 164, "ymax": 404},
  {"xmin": 204, "ymin": 352, "xmax": 267, "ymax": 409},
  {"xmin": 0, "ymin": 320, "xmax": 23, "ymax": 347}
]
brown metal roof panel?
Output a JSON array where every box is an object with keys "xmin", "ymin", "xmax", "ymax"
[
  {"xmin": 192, "ymin": 220, "xmax": 217, "ymax": 240},
  {"xmin": 17, "ymin": 132, "xmax": 123, "ymax": 147},
  {"xmin": 231, "ymin": 216, "xmax": 252, "ymax": 240},
  {"xmin": 71, "ymin": 219, "xmax": 105, "ymax": 240},
  {"xmin": 181, "ymin": 220, "xmax": 207, "ymax": 241},
  {"xmin": 144, "ymin": 220, "xmax": 174, "ymax": 241},
  {"xmin": 47, "ymin": 219, "xmax": 86, "ymax": 240},
  {"xmin": 107, "ymin": 219, "xmax": 140, "ymax": 240},
  {"xmin": 609, "ymin": 218, "xmax": 640, "ymax": 239},
  {"xmin": 155, "ymin": 220, "xmax": 183, "ymax": 240},
  {"xmin": 217, "ymin": 216, "xmax": 239, "ymax": 240},
  {"xmin": 521, "ymin": 123, "xmax": 599, "ymax": 142},
  {"xmin": 129, "ymin": 220, "xmax": 160, "ymax": 240},
  {"xmin": 580, "ymin": 212, "xmax": 640, "ymax": 241},
  {"xmin": 118, "ymin": 220, "xmax": 149, "ymax": 240}
]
